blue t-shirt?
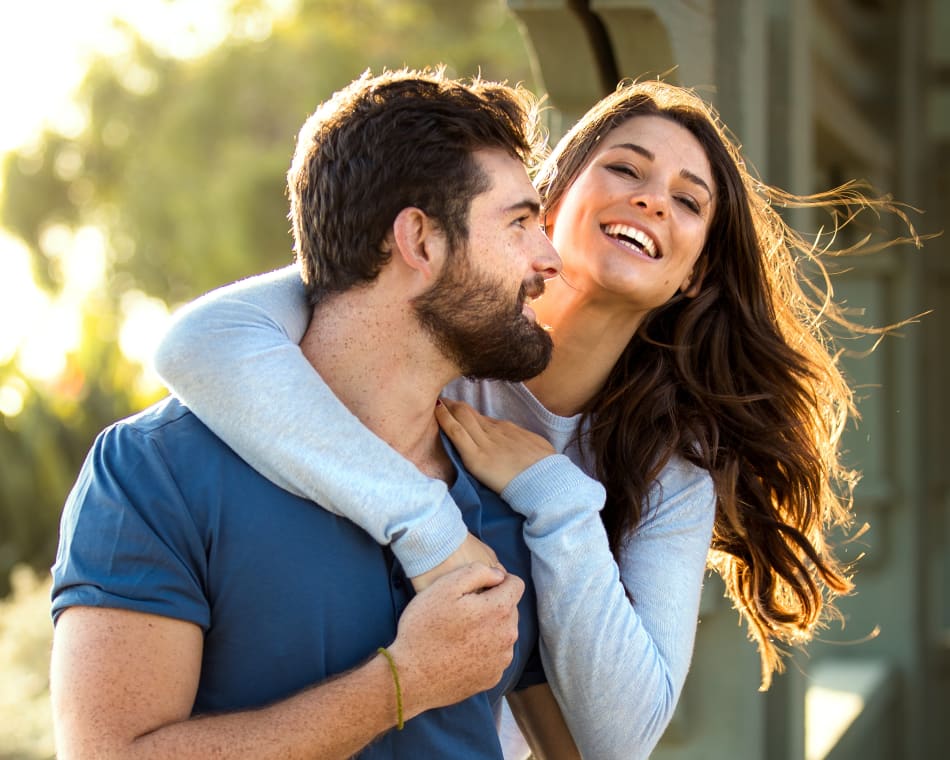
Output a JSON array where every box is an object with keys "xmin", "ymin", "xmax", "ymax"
[{"xmin": 51, "ymin": 397, "xmax": 542, "ymax": 758}]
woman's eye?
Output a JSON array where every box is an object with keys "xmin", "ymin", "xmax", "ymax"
[
  {"xmin": 677, "ymin": 196, "xmax": 701, "ymax": 214},
  {"xmin": 608, "ymin": 164, "xmax": 638, "ymax": 179}
]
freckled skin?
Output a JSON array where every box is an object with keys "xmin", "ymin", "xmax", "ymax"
[{"xmin": 52, "ymin": 565, "xmax": 526, "ymax": 758}]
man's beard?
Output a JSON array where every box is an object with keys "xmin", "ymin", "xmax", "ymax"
[{"xmin": 412, "ymin": 251, "xmax": 553, "ymax": 383}]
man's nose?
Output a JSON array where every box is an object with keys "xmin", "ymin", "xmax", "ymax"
[{"xmin": 532, "ymin": 233, "xmax": 562, "ymax": 280}]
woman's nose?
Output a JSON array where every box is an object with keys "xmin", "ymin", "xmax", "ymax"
[{"xmin": 631, "ymin": 187, "xmax": 668, "ymax": 218}]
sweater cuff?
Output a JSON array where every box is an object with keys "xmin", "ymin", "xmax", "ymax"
[
  {"xmin": 391, "ymin": 495, "xmax": 469, "ymax": 578},
  {"xmin": 501, "ymin": 454, "xmax": 605, "ymax": 519}
]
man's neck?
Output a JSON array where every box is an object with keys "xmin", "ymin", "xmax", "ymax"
[{"xmin": 299, "ymin": 290, "xmax": 457, "ymax": 482}]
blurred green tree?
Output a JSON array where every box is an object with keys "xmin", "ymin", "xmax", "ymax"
[{"xmin": 0, "ymin": 0, "xmax": 535, "ymax": 594}]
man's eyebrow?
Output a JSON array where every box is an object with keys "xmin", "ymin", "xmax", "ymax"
[
  {"xmin": 611, "ymin": 142, "xmax": 713, "ymax": 200},
  {"xmin": 503, "ymin": 199, "xmax": 542, "ymax": 216}
]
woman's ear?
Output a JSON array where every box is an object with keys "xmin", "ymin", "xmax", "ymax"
[
  {"xmin": 541, "ymin": 203, "xmax": 559, "ymax": 239},
  {"xmin": 391, "ymin": 207, "xmax": 447, "ymax": 281},
  {"xmin": 680, "ymin": 258, "xmax": 707, "ymax": 298}
]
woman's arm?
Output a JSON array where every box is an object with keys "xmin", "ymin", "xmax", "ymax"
[
  {"xmin": 506, "ymin": 457, "xmax": 714, "ymax": 760},
  {"xmin": 439, "ymin": 399, "xmax": 715, "ymax": 760},
  {"xmin": 152, "ymin": 266, "xmax": 468, "ymax": 578},
  {"xmin": 507, "ymin": 684, "xmax": 581, "ymax": 760}
]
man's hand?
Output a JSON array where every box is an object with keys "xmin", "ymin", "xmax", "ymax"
[
  {"xmin": 389, "ymin": 562, "xmax": 524, "ymax": 718},
  {"xmin": 51, "ymin": 567, "xmax": 524, "ymax": 758},
  {"xmin": 436, "ymin": 398, "xmax": 555, "ymax": 494},
  {"xmin": 410, "ymin": 532, "xmax": 501, "ymax": 592}
]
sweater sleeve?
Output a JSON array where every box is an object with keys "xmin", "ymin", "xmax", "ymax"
[
  {"xmin": 152, "ymin": 266, "xmax": 468, "ymax": 577},
  {"xmin": 501, "ymin": 454, "xmax": 715, "ymax": 760}
]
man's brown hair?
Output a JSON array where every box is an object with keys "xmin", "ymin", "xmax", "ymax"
[{"xmin": 288, "ymin": 67, "xmax": 545, "ymax": 303}]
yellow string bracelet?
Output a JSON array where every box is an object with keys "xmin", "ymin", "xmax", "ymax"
[{"xmin": 377, "ymin": 646, "xmax": 404, "ymax": 730}]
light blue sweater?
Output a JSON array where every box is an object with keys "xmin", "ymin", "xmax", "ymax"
[{"xmin": 153, "ymin": 266, "xmax": 716, "ymax": 760}]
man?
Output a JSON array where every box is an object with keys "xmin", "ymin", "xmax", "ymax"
[{"xmin": 50, "ymin": 68, "xmax": 562, "ymax": 758}]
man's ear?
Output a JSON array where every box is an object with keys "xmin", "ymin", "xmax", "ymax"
[{"xmin": 390, "ymin": 207, "xmax": 447, "ymax": 281}]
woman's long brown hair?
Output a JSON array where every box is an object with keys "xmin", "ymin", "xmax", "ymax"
[{"xmin": 534, "ymin": 80, "xmax": 920, "ymax": 688}]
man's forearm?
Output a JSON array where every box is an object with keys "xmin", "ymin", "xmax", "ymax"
[
  {"xmin": 54, "ymin": 638, "xmax": 402, "ymax": 760},
  {"xmin": 124, "ymin": 653, "xmax": 399, "ymax": 760},
  {"xmin": 53, "ymin": 565, "xmax": 524, "ymax": 759},
  {"xmin": 51, "ymin": 607, "xmax": 406, "ymax": 760}
]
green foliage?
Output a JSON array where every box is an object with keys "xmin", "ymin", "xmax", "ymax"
[
  {"xmin": 0, "ymin": 0, "xmax": 535, "ymax": 589},
  {"xmin": 0, "ymin": 290, "xmax": 165, "ymax": 595},
  {"xmin": 0, "ymin": 566, "xmax": 54, "ymax": 759},
  {"xmin": 3, "ymin": 0, "xmax": 534, "ymax": 304}
]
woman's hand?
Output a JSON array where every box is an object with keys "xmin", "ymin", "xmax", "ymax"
[
  {"xmin": 435, "ymin": 398, "xmax": 556, "ymax": 494},
  {"xmin": 410, "ymin": 532, "xmax": 502, "ymax": 592}
]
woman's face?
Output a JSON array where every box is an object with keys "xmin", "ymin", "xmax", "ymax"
[{"xmin": 546, "ymin": 114, "xmax": 716, "ymax": 314}]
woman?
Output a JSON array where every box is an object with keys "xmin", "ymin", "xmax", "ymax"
[{"xmin": 154, "ymin": 80, "xmax": 914, "ymax": 759}]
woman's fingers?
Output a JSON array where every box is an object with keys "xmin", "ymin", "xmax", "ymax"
[
  {"xmin": 437, "ymin": 398, "xmax": 496, "ymax": 453},
  {"xmin": 436, "ymin": 398, "xmax": 556, "ymax": 494},
  {"xmin": 440, "ymin": 398, "xmax": 487, "ymax": 437},
  {"xmin": 435, "ymin": 399, "xmax": 478, "ymax": 452}
]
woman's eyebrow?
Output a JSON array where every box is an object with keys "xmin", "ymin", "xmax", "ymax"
[
  {"xmin": 611, "ymin": 142, "xmax": 654, "ymax": 161},
  {"xmin": 681, "ymin": 169, "xmax": 712, "ymax": 200},
  {"xmin": 611, "ymin": 142, "xmax": 712, "ymax": 200}
]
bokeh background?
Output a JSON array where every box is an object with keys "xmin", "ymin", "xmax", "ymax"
[
  {"xmin": 0, "ymin": 2, "xmax": 946, "ymax": 759},
  {"xmin": 0, "ymin": 2, "xmax": 534, "ymax": 756}
]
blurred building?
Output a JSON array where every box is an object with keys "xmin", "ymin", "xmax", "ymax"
[{"xmin": 506, "ymin": 1, "xmax": 948, "ymax": 758}]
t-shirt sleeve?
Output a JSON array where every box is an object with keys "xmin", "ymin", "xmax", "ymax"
[
  {"xmin": 152, "ymin": 266, "xmax": 467, "ymax": 578},
  {"xmin": 51, "ymin": 423, "xmax": 210, "ymax": 629}
]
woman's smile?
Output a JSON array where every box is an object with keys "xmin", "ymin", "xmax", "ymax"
[{"xmin": 547, "ymin": 114, "xmax": 715, "ymax": 312}]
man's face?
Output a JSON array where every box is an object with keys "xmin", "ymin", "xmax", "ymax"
[{"xmin": 413, "ymin": 149, "xmax": 562, "ymax": 382}]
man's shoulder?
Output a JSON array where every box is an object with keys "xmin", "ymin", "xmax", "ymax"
[
  {"xmin": 110, "ymin": 395, "xmax": 207, "ymax": 438},
  {"xmin": 88, "ymin": 396, "xmax": 260, "ymax": 500},
  {"xmin": 97, "ymin": 396, "xmax": 226, "ymax": 459}
]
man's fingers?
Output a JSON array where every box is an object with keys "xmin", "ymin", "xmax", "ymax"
[
  {"xmin": 438, "ymin": 561, "xmax": 507, "ymax": 596},
  {"xmin": 476, "ymin": 572, "xmax": 525, "ymax": 608},
  {"xmin": 408, "ymin": 534, "xmax": 505, "ymax": 592}
]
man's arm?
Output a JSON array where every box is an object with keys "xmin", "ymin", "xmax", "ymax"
[{"xmin": 51, "ymin": 564, "xmax": 524, "ymax": 760}]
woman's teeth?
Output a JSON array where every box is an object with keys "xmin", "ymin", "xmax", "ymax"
[{"xmin": 603, "ymin": 224, "xmax": 659, "ymax": 258}]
